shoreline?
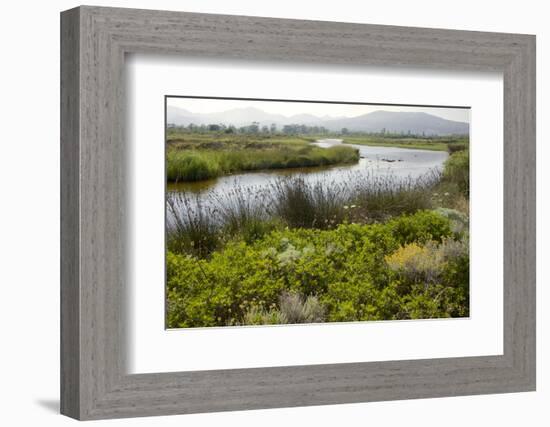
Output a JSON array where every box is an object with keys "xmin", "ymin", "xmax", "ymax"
[{"xmin": 341, "ymin": 138, "xmax": 457, "ymax": 152}]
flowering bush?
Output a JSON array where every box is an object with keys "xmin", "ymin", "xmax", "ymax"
[{"xmin": 385, "ymin": 242, "xmax": 445, "ymax": 283}]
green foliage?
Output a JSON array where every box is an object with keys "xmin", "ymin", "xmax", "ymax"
[
  {"xmin": 166, "ymin": 133, "xmax": 359, "ymax": 182},
  {"xmin": 164, "ymin": 130, "xmax": 471, "ymax": 327},
  {"xmin": 278, "ymin": 291, "xmax": 326, "ymax": 323},
  {"xmin": 385, "ymin": 242, "xmax": 445, "ymax": 283},
  {"xmin": 348, "ymin": 172, "xmax": 439, "ymax": 221},
  {"xmin": 241, "ymin": 291, "xmax": 326, "ymax": 325},
  {"xmin": 447, "ymin": 143, "xmax": 468, "ymax": 154},
  {"xmin": 242, "ymin": 305, "xmax": 288, "ymax": 325},
  {"xmin": 210, "ymin": 186, "xmax": 279, "ymax": 244},
  {"xmin": 342, "ymin": 136, "xmax": 468, "ymax": 152},
  {"xmin": 388, "ymin": 209, "xmax": 453, "ymax": 245},
  {"xmin": 434, "ymin": 207, "xmax": 469, "ymax": 234},
  {"xmin": 166, "ymin": 210, "xmax": 468, "ymax": 328},
  {"xmin": 386, "ymin": 237, "xmax": 467, "ymax": 284},
  {"xmin": 271, "ymin": 177, "xmax": 349, "ymax": 229},
  {"xmin": 166, "ymin": 172, "xmax": 443, "ymax": 259},
  {"xmin": 166, "ymin": 192, "xmax": 221, "ymax": 258},
  {"xmin": 443, "ymin": 150, "xmax": 469, "ymax": 196},
  {"xmin": 166, "ymin": 151, "xmax": 220, "ymax": 182}
]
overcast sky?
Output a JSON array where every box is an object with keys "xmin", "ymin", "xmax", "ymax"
[{"xmin": 167, "ymin": 97, "xmax": 470, "ymax": 123}]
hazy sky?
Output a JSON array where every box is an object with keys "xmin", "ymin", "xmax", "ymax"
[{"xmin": 167, "ymin": 97, "xmax": 470, "ymax": 123}]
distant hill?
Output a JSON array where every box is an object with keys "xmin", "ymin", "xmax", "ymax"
[
  {"xmin": 167, "ymin": 106, "xmax": 469, "ymax": 136},
  {"xmin": 323, "ymin": 111, "xmax": 469, "ymax": 135}
]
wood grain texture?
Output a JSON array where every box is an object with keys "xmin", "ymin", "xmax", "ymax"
[
  {"xmin": 60, "ymin": 5, "xmax": 536, "ymax": 420},
  {"xmin": 60, "ymin": 7, "xmax": 80, "ymax": 419}
]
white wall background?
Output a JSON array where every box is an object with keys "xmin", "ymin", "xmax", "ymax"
[{"xmin": 0, "ymin": 0, "xmax": 546, "ymax": 425}]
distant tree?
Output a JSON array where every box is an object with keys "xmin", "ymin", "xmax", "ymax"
[
  {"xmin": 208, "ymin": 124, "xmax": 221, "ymax": 131},
  {"xmin": 282, "ymin": 124, "xmax": 294, "ymax": 134},
  {"xmin": 249, "ymin": 121, "xmax": 260, "ymax": 134},
  {"xmin": 270, "ymin": 123, "xmax": 277, "ymax": 133},
  {"xmin": 261, "ymin": 125, "xmax": 269, "ymax": 134},
  {"xmin": 341, "ymin": 127, "xmax": 349, "ymax": 135}
]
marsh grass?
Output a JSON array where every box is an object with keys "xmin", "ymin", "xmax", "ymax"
[
  {"xmin": 270, "ymin": 177, "xmax": 350, "ymax": 229},
  {"xmin": 166, "ymin": 151, "xmax": 220, "ymax": 182},
  {"xmin": 166, "ymin": 192, "xmax": 220, "ymax": 258},
  {"xmin": 342, "ymin": 136, "xmax": 468, "ymax": 152},
  {"xmin": 348, "ymin": 171, "xmax": 439, "ymax": 221},
  {"xmin": 210, "ymin": 185, "xmax": 280, "ymax": 243},
  {"xmin": 166, "ymin": 135, "xmax": 359, "ymax": 182},
  {"xmin": 166, "ymin": 169, "xmax": 446, "ymax": 258}
]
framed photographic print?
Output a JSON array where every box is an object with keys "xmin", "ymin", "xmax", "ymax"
[
  {"xmin": 164, "ymin": 95, "xmax": 471, "ymax": 330},
  {"xmin": 61, "ymin": 6, "xmax": 536, "ymax": 420}
]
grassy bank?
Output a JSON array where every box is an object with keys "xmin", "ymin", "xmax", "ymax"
[
  {"xmin": 166, "ymin": 132, "xmax": 359, "ymax": 182},
  {"xmin": 166, "ymin": 145, "xmax": 359, "ymax": 182},
  {"xmin": 342, "ymin": 135, "xmax": 468, "ymax": 152}
]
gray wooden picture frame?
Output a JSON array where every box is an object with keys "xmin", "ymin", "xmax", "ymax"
[{"xmin": 60, "ymin": 5, "xmax": 536, "ymax": 421}]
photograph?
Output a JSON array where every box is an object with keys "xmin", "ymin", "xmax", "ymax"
[
  {"xmin": 52, "ymin": 4, "xmax": 537, "ymax": 421},
  {"xmin": 165, "ymin": 96, "xmax": 471, "ymax": 329}
]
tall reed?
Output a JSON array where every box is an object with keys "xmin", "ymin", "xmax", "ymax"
[
  {"xmin": 209, "ymin": 183, "xmax": 276, "ymax": 243},
  {"xmin": 270, "ymin": 176, "xmax": 350, "ymax": 229},
  {"xmin": 348, "ymin": 170, "xmax": 439, "ymax": 221},
  {"xmin": 166, "ymin": 191, "xmax": 220, "ymax": 258},
  {"xmin": 166, "ymin": 169, "xmax": 443, "ymax": 257}
]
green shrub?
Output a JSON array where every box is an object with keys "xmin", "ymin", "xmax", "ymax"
[
  {"xmin": 278, "ymin": 291, "xmax": 325, "ymax": 323},
  {"xmin": 166, "ymin": 242, "xmax": 286, "ymax": 328},
  {"xmin": 443, "ymin": 150, "xmax": 469, "ymax": 196},
  {"xmin": 385, "ymin": 242, "xmax": 445, "ymax": 283},
  {"xmin": 385, "ymin": 236, "xmax": 468, "ymax": 285},
  {"xmin": 241, "ymin": 291, "xmax": 325, "ymax": 325},
  {"xmin": 387, "ymin": 210, "xmax": 453, "ymax": 245},
  {"xmin": 384, "ymin": 235, "xmax": 469, "ymax": 318},
  {"xmin": 447, "ymin": 143, "xmax": 468, "ymax": 154},
  {"xmin": 242, "ymin": 305, "xmax": 288, "ymax": 325},
  {"xmin": 166, "ymin": 210, "xmax": 468, "ymax": 328},
  {"xmin": 434, "ymin": 207, "xmax": 469, "ymax": 234}
]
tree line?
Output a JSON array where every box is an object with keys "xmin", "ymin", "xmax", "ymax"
[
  {"xmin": 167, "ymin": 122, "xmax": 331, "ymax": 135},
  {"xmin": 167, "ymin": 122, "xmax": 467, "ymax": 139}
]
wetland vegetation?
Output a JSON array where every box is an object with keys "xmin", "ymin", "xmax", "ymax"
[{"xmin": 165, "ymin": 100, "xmax": 470, "ymax": 328}]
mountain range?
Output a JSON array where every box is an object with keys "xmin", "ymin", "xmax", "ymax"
[{"xmin": 167, "ymin": 106, "xmax": 469, "ymax": 135}]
